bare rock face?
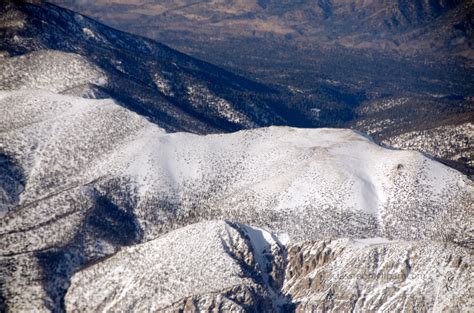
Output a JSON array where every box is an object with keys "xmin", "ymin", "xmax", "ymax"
[{"xmin": 283, "ymin": 239, "xmax": 473, "ymax": 312}]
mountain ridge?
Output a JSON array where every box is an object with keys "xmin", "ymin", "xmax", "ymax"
[{"xmin": 44, "ymin": 0, "xmax": 474, "ymax": 176}]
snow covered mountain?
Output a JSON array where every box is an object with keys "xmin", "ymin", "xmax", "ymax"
[
  {"xmin": 0, "ymin": 88, "xmax": 472, "ymax": 311},
  {"xmin": 353, "ymin": 96, "xmax": 474, "ymax": 176},
  {"xmin": 0, "ymin": 1, "xmax": 473, "ymax": 312}
]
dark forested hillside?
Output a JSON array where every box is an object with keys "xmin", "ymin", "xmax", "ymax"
[{"xmin": 1, "ymin": 0, "xmax": 329, "ymax": 133}]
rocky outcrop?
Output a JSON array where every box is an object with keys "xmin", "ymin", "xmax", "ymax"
[
  {"xmin": 283, "ymin": 239, "xmax": 473, "ymax": 311},
  {"xmin": 60, "ymin": 222, "xmax": 473, "ymax": 312}
]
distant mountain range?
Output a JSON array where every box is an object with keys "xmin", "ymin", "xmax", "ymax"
[{"xmin": 51, "ymin": 0, "xmax": 473, "ymax": 59}]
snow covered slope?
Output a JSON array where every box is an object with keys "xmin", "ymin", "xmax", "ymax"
[
  {"xmin": 283, "ymin": 237, "xmax": 473, "ymax": 311},
  {"xmin": 0, "ymin": 50, "xmax": 106, "ymax": 94},
  {"xmin": 65, "ymin": 221, "xmax": 275, "ymax": 312},
  {"xmin": 63, "ymin": 221, "xmax": 473, "ymax": 312},
  {"xmin": 0, "ymin": 89, "xmax": 472, "ymax": 311},
  {"xmin": 1, "ymin": 90, "xmax": 471, "ymax": 243},
  {"xmin": 1, "ymin": 3, "xmax": 472, "ymax": 311},
  {"xmin": 382, "ymin": 122, "xmax": 474, "ymax": 175}
]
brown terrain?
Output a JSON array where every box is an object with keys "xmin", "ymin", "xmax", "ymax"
[{"xmin": 51, "ymin": 0, "xmax": 473, "ymax": 59}]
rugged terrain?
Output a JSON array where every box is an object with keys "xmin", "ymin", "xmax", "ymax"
[
  {"xmin": 65, "ymin": 222, "xmax": 473, "ymax": 312},
  {"xmin": 0, "ymin": 1, "xmax": 473, "ymax": 312},
  {"xmin": 0, "ymin": 87, "xmax": 472, "ymax": 311},
  {"xmin": 50, "ymin": 0, "xmax": 474, "ymax": 175}
]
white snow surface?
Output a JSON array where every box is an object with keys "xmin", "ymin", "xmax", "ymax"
[
  {"xmin": 0, "ymin": 50, "xmax": 107, "ymax": 93},
  {"xmin": 284, "ymin": 238, "xmax": 473, "ymax": 312},
  {"xmin": 65, "ymin": 221, "xmax": 256, "ymax": 311},
  {"xmin": 0, "ymin": 89, "xmax": 472, "ymax": 245}
]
